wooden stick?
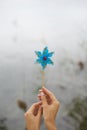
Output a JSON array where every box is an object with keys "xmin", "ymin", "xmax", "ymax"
[{"xmin": 42, "ymin": 70, "xmax": 45, "ymax": 87}]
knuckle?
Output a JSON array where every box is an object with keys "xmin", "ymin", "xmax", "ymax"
[
  {"xmin": 24, "ymin": 110, "xmax": 31, "ymax": 117},
  {"xmin": 49, "ymin": 91, "xmax": 53, "ymax": 96},
  {"xmin": 33, "ymin": 103, "xmax": 36, "ymax": 106},
  {"xmin": 57, "ymin": 101, "xmax": 60, "ymax": 107},
  {"xmin": 55, "ymin": 101, "xmax": 60, "ymax": 107},
  {"xmin": 24, "ymin": 112, "xmax": 28, "ymax": 117}
]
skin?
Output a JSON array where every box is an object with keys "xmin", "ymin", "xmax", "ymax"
[
  {"xmin": 38, "ymin": 87, "xmax": 60, "ymax": 130},
  {"xmin": 25, "ymin": 87, "xmax": 60, "ymax": 130},
  {"xmin": 24, "ymin": 102, "xmax": 42, "ymax": 130}
]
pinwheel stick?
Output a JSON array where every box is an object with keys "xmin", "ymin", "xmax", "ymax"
[{"xmin": 42, "ymin": 70, "xmax": 45, "ymax": 87}]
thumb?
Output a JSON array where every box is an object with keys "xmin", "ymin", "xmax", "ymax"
[{"xmin": 41, "ymin": 92, "xmax": 47, "ymax": 106}]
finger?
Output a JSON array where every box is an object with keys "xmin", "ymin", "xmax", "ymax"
[
  {"xmin": 38, "ymin": 94, "xmax": 41, "ymax": 101},
  {"xmin": 38, "ymin": 93, "xmax": 52, "ymax": 105},
  {"xmin": 42, "ymin": 87, "xmax": 57, "ymax": 101},
  {"xmin": 33, "ymin": 102, "xmax": 42, "ymax": 116},
  {"xmin": 39, "ymin": 89, "xmax": 43, "ymax": 92},
  {"xmin": 28, "ymin": 101, "xmax": 42, "ymax": 113},
  {"xmin": 38, "ymin": 93, "xmax": 48, "ymax": 100},
  {"xmin": 37, "ymin": 105, "xmax": 42, "ymax": 117},
  {"xmin": 34, "ymin": 101, "xmax": 42, "ymax": 107},
  {"xmin": 40, "ymin": 92, "xmax": 48, "ymax": 105}
]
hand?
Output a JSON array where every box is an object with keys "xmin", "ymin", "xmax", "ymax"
[
  {"xmin": 24, "ymin": 102, "xmax": 42, "ymax": 130},
  {"xmin": 38, "ymin": 87, "xmax": 60, "ymax": 130}
]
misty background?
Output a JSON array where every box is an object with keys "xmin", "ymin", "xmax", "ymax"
[{"xmin": 0, "ymin": 0, "xmax": 87, "ymax": 130}]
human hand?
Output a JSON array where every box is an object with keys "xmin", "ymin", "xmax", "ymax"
[
  {"xmin": 38, "ymin": 87, "xmax": 60, "ymax": 130},
  {"xmin": 24, "ymin": 102, "xmax": 42, "ymax": 130}
]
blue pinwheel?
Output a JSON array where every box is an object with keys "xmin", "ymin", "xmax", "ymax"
[{"xmin": 35, "ymin": 47, "xmax": 54, "ymax": 69}]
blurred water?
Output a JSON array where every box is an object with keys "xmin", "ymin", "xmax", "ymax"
[
  {"xmin": 0, "ymin": 0, "xmax": 87, "ymax": 130},
  {"xmin": 0, "ymin": 44, "xmax": 87, "ymax": 130}
]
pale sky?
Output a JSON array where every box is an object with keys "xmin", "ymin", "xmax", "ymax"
[{"xmin": 0, "ymin": 0, "xmax": 87, "ymax": 59}]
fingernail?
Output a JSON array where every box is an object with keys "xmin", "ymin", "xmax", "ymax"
[
  {"xmin": 39, "ymin": 89, "xmax": 43, "ymax": 92},
  {"xmin": 41, "ymin": 92, "xmax": 44, "ymax": 96}
]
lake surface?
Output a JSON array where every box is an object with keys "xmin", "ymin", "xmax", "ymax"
[
  {"xmin": 0, "ymin": 46, "xmax": 87, "ymax": 130},
  {"xmin": 0, "ymin": 0, "xmax": 87, "ymax": 129}
]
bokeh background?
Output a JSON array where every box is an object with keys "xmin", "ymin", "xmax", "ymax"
[{"xmin": 0, "ymin": 0, "xmax": 87, "ymax": 130}]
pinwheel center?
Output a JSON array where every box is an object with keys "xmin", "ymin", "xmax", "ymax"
[{"xmin": 43, "ymin": 56, "xmax": 47, "ymax": 60}]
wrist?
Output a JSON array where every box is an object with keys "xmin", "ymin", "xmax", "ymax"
[
  {"xmin": 27, "ymin": 126, "xmax": 39, "ymax": 130},
  {"xmin": 45, "ymin": 120, "xmax": 57, "ymax": 130},
  {"xmin": 28, "ymin": 128, "xmax": 39, "ymax": 130}
]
